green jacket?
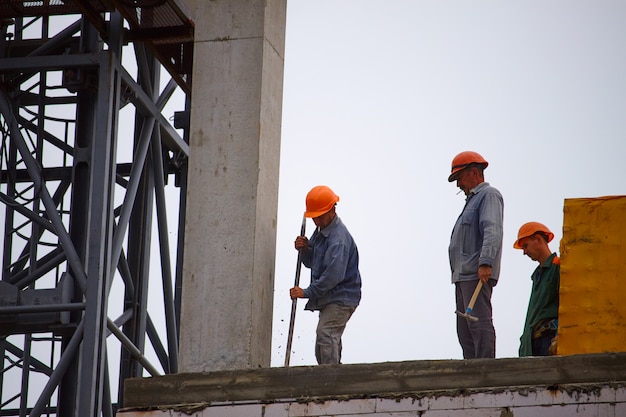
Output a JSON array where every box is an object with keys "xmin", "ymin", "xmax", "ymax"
[{"xmin": 519, "ymin": 253, "xmax": 560, "ymax": 357}]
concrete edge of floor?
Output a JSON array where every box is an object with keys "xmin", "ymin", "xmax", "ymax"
[{"xmin": 122, "ymin": 352, "xmax": 626, "ymax": 411}]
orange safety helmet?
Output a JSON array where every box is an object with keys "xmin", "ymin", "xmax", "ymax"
[
  {"xmin": 513, "ymin": 222, "xmax": 554, "ymax": 249},
  {"xmin": 304, "ymin": 185, "xmax": 340, "ymax": 218},
  {"xmin": 448, "ymin": 151, "xmax": 489, "ymax": 182}
]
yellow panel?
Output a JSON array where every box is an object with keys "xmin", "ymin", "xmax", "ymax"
[{"xmin": 558, "ymin": 195, "xmax": 626, "ymax": 355}]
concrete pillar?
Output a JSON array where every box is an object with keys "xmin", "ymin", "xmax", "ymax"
[{"xmin": 179, "ymin": 0, "xmax": 287, "ymax": 372}]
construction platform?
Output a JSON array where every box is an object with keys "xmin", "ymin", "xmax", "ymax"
[{"xmin": 120, "ymin": 352, "xmax": 626, "ymax": 416}]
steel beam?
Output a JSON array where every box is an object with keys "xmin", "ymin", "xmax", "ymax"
[{"xmin": 0, "ymin": 5, "xmax": 191, "ymax": 416}]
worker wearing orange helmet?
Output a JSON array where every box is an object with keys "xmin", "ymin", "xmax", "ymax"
[
  {"xmin": 290, "ymin": 185, "xmax": 362, "ymax": 365},
  {"xmin": 514, "ymin": 222, "xmax": 560, "ymax": 357},
  {"xmin": 448, "ymin": 151, "xmax": 503, "ymax": 359}
]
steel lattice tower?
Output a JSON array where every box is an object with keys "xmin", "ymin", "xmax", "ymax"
[{"xmin": 0, "ymin": 1, "xmax": 193, "ymax": 415}]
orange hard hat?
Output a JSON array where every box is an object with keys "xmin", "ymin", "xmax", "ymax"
[
  {"xmin": 304, "ymin": 185, "xmax": 340, "ymax": 218},
  {"xmin": 513, "ymin": 222, "xmax": 554, "ymax": 249},
  {"xmin": 448, "ymin": 151, "xmax": 489, "ymax": 182}
]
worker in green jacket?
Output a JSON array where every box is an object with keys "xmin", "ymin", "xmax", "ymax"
[{"xmin": 514, "ymin": 222, "xmax": 560, "ymax": 356}]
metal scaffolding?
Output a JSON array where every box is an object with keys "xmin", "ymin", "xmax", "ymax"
[{"xmin": 0, "ymin": 1, "xmax": 193, "ymax": 415}]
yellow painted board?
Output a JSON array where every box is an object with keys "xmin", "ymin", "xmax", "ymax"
[{"xmin": 558, "ymin": 195, "xmax": 626, "ymax": 355}]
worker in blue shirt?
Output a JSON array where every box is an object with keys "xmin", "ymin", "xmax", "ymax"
[
  {"xmin": 448, "ymin": 151, "xmax": 504, "ymax": 359},
  {"xmin": 290, "ymin": 185, "xmax": 362, "ymax": 365}
]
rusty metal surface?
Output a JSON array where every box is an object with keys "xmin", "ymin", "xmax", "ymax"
[
  {"xmin": 0, "ymin": 0, "xmax": 110, "ymax": 18},
  {"xmin": 112, "ymin": 0, "xmax": 195, "ymax": 92},
  {"xmin": 1, "ymin": 0, "xmax": 193, "ymax": 92},
  {"xmin": 113, "ymin": 0, "xmax": 193, "ymax": 33},
  {"xmin": 0, "ymin": 0, "xmax": 191, "ymax": 24}
]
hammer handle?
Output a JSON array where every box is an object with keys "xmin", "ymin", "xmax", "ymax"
[{"xmin": 466, "ymin": 280, "xmax": 483, "ymax": 313}]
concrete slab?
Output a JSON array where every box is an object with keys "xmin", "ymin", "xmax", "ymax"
[{"xmin": 123, "ymin": 352, "xmax": 626, "ymax": 410}]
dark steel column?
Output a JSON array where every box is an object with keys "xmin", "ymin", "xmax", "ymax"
[{"xmin": 0, "ymin": 2, "xmax": 192, "ymax": 415}]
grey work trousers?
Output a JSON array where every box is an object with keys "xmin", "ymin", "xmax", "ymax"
[
  {"xmin": 315, "ymin": 303, "xmax": 356, "ymax": 365},
  {"xmin": 455, "ymin": 279, "xmax": 496, "ymax": 359}
]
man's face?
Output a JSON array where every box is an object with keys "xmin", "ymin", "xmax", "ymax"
[
  {"xmin": 518, "ymin": 235, "xmax": 542, "ymax": 262},
  {"xmin": 455, "ymin": 167, "xmax": 476, "ymax": 195},
  {"xmin": 313, "ymin": 209, "xmax": 334, "ymax": 229}
]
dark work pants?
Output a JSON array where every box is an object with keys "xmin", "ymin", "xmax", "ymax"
[
  {"xmin": 455, "ymin": 279, "xmax": 496, "ymax": 359},
  {"xmin": 532, "ymin": 329, "xmax": 557, "ymax": 356}
]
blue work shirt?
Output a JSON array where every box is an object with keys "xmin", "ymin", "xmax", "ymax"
[
  {"xmin": 449, "ymin": 182, "xmax": 504, "ymax": 284},
  {"xmin": 301, "ymin": 215, "xmax": 362, "ymax": 311}
]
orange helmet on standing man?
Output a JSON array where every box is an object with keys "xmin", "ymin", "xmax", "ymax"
[{"xmin": 448, "ymin": 151, "xmax": 489, "ymax": 182}]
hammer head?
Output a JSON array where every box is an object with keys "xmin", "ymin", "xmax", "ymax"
[{"xmin": 455, "ymin": 310, "xmax": 479, "ymax": 322}]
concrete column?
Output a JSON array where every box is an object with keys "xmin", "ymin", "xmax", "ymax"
[{"xmin": 179, "ymin": 0, "xmax": 287, "ymax": 372}]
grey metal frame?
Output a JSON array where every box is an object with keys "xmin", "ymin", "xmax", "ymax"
[{"xmin": 0, "ymin": 6, "xmax": 190, "ymax": 417}]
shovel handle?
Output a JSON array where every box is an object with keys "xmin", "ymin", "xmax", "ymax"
[
  {"xmin": 284, "ymin": 215, "xmax": 307, "ymax": 367},
  {"xmin": 293, "ymin": 215, "xmax": 307, "ymax": 288}
]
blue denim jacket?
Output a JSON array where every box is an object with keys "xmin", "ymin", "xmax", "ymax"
[
  {"xmin": 301, "ymin": 216, "xmax": 362, "ymax": 310},
  {"xmin": 449, "ymin": 182, "xmax": 504, "ymax": 283}
]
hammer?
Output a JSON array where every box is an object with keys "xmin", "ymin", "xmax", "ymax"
[{"xmin": 455, "ymin": 280, "xmax": 483, "ymax": 322}]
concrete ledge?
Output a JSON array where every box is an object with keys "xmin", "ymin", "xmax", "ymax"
[{"xmin": 123, "ymin": 352, "xmax": 626, "ymax": 409}]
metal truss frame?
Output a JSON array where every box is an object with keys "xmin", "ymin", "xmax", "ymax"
[{"xmin": 0, "ymin": 5, "xmax": 191, "ymax": 416}]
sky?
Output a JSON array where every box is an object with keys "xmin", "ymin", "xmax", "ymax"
[{"xmin": 270, "ymin": 1, "xmax": 626, "ymax": 366}]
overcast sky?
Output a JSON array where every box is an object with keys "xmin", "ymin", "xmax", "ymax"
[{"xmin": 270, "ymin": 1, "xmax": 626, "ymax": 366}]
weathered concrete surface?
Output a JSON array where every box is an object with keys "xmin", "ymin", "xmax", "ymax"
[
  {"xmin": 120, "ymin": 383, "xmax": 626, "ymax": 416},
  {"xmin": 179, "ymin": 0, "xmax": 287, "ymax": 372},
  {"xmin": 122, "ymin": 352, "xmax": 626, "ymax": 411}
]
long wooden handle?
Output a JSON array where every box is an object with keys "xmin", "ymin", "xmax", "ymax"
[{"xmin": 284, "ymin": 215, "xmax": 307, "ymax": 367}]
